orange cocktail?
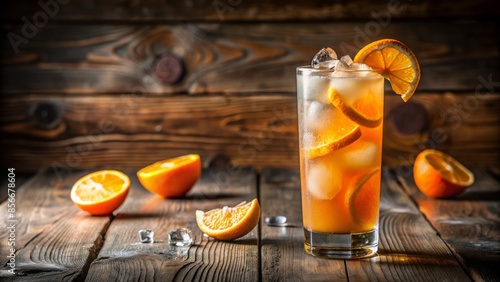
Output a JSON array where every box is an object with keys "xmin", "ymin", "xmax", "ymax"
[
  {"xmin": 296, "ymin": 40, "xmax": 420, "ymax": 259},
  {"xmin": 297, "ymin": 63, "xmax": 383, "ymax": 258}
]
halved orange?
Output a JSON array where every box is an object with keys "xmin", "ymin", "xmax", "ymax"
[
  {"xmin": 137, "ymin": 154, "xmax": 201, "ymax": 198},
  {"xmin": 346, "ymin": 169, "xmax": 381, "ymax": 229},
  {"xmin": 329, "ymin": 88, "xmax": 383, "ymax": 128},
  {"xmin": 70, "ymin": 170, "xmax": 130, "ymax": 215},
  {"xmin": 413, "ymin": 149, "xmax": 474, "ymax": 198},
  {"xmin": 196, "ymin": 199, "xmax": 261, "ymax": 241},
  {"xmin": 354, "ymin": 39, "xmax": 420, "ymax": 102}
]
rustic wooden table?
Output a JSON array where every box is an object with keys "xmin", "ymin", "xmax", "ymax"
[{"xmin": 1, "ymin": 167, "xmax": 498, "ymax": 281}]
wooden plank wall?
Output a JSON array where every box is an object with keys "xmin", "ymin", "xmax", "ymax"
[{"xmin": 1, "ymin": 0, "xmax": 499, "ymax": 172}]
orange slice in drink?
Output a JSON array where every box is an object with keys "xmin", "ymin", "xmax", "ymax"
[
  {"xmin": 307, "ymin": 124, "xmax": 361, "ymax": 160},
  {"xmin": 137, "ymin": 154, "xmax": 201, "ymax": 198},
  {"xmin": 346, "ymin": 169, "xmax": 381, "ymax": 228},
  {"xmin": 329, "ymin": 88, "xmax": 383, "ymax": 128},
  {"xmin": 71, "ymin": 170, "xmax": 130, "ymax": 215},
  {"xmin": 354, "ymin": 39, "xmax": 420, "ymax": 102},
  {"xmin": 413, "ymin": 149, "xmax": 474, "ymax": 198},
  {"xmin": 196, "ymin": 199, "xmax": 261, "ymax": 241}
]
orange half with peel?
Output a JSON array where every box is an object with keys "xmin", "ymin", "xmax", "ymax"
[
  {"xmin": 137, "ymin": 154, "xmax": 201, "ymax": 198},
  {"xmin": 71, "ymin": 170, "xmax": 130, "ymax": 215},
  {"xmin": 196, "ymin": 199, "xmax": 261, "ymax": 241},
  {"xmin": 354, "ymin": 39, "xmax": 420, "ymax": 102},
  {"xmin": 413, "ymin": 149, "xmax": 474, "ymax": 198}
]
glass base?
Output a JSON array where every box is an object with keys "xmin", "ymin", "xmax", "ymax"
[{"xmin": 304, "ymin": 227, "xmax": 378, "ymax": 259}]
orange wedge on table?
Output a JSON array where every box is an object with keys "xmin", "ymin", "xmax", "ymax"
[
  {"xmin": 413, "ymin": 149, "xmax": 474, "ymax": 198},
  {"xmin": 354, "ymin": 39, "xmax": 421, "ymax": 102},
  {"xmin": 71, "ymin": 170, "xmax": 130, "ymax": 215},
  {"xmin": 196, "ymin": 199, "xmax": 261, "ymax": 241},
  {"xmin": 137, "ymin": 154, "xmax": 201, "ymax": 198}
]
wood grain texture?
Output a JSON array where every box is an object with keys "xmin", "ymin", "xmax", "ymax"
[
  {"xmin": 348, "ymin": 170, "xmax": 471, "ymax": 281},
  {"xmin": 1, "ymin": 21, "xmax": 498, "ymax": 94},
  {"xmin": 85, "ymin": 168, "xmax": 259, "ymax": 282},
  {"xmin": 0, "ymin": 169, "xmax": 111, "ymax": 281},
  {"xmin": 259, "ymin": 168, "xmax": 347, "ymax": 281},
  {"xmin": 1, "ymin": 0, "xmax": 498, "ymax": 22},
  {"xmin": 1, "ymin": 93, "xmax": 498, "ymax": 172},
  {"xmin": 259, "ymin": 168, "xmax": 471, "ymax": 281},
  {"xmin": 396, "ymin": 168, "xmax": 500, "ymax": 282}
]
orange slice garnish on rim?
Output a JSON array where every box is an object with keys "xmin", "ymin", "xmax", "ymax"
[
  {"xmin": 328, "ymin": 88, "xmax": 383, "ymax": 128},
  {"xmin": 354, "ymin": 39, "xmax": 420, "ymax": 102}
]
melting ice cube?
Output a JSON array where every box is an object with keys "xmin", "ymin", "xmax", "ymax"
[
  {"xmin": 305, "ymin": 101, "xmax": 337, "ymax": 139},
  {"xmin": 168, "ymin": 228, "xmax": 193, "ymax": 247},
  {"xmin": 138, "ymin": 229, "xmax": 154, "ymax": 243},
  {"xmin": 307, "ymin": 161, "xmax": 342, "ymax": 200},
  {"xmin": 311, "ymin": 47, "xmax": 338, "ymax": 69},
  {"xmin": 341, "ymin": 141, "xmax": 378, "ymax": 170},
  {"xmin": 335, "ymin": 55, "xmax": 354, "ymax": 71}
]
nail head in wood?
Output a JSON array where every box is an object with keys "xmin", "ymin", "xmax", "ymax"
[{"xmin": 155, "ymin": 55, "xmax": 184, "ymax": 84}]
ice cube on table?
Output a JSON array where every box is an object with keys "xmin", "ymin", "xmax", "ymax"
[
  {"xmin": 138, "ymin": 229, "xmax": 154, "ymax": 243},
  {"xmin": 306, "ymin": 161, "xmax": 342, "ymax": 200},
  {"xmin": 311, "ymin": 47, "xmax": 338, "ymax": 69},
  {"xmin": 168, "ymin": 228, "xmax": 193, "ymax": 247}
]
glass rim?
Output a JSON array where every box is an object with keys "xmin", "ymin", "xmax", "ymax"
[{"xmin": 296, "ymin": 65, "xmax": 380, "ymax": 74}]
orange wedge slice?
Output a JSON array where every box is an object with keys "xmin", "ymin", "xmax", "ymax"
[
  {"xmin": 307, "ymin": 125, "xmax": 361, "ymax": 160},
  {"xmin": 346, "ymin": 169, "xmax": 381, "ymax": 229},
  {"xmin": 196, "ymin": 199, "xmax": 261, "ymax": 241},
  {"xmin": 413, "ymin": 149, "xmax": 474, "ymax": 198},
  {"xmin": 354, "ymin": 39, "xmax": 420, "ymax": 102},
  {"xmin": 137, "ymin": 154, "xmax": 201, "ymax": 198},
  {"xmin": 329, "ymin": 88, "xmax": 383, "ymax": 128},
  {"xmin": 71, "ymin": 170, "xmax": 130, "ymax": 215}
]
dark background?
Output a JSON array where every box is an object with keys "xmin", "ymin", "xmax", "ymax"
[{"xmin": 1, "ymin": 0, "xmax": 499, "ymax": 173}]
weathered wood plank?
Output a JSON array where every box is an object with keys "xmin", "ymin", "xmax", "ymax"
[
  {"xmin": 260, "ymin": 168, "xmax": 471, "ymax": 281},
  {"xmin": 396, "ymin": 168, "xmax": 500, "ymax": 282},
  {"xmin": 0, "ymin": 169, "xmax": 111, "ymax": 281},
  {"xmin": 1, "ymin": 0, "xmax": 497, "ymax": 22},
  {"xmin": 259, "ymin": 168, "xmax": 347, "ymax": 281},
  {"xmin": 85, "ymin": 168, "xmax": 259, "ymax": 282},
  {"xmin": 1, "ymin": 93, "xmax": 498, "ymax": 172},
  {"xmin": 1, "ymin": 21, "xmax": 497, "ymax": 94}
]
